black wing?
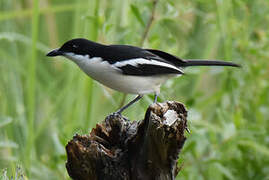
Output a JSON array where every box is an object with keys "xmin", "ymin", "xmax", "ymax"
[
  {"xmin": 116, "ymin": 63, "xmax": 182, "ymax": 76},
  {"xmin": 145, "ymin": 49, "xmax": 187, "ymax": 67},
  {"xmin": 104, "ymin": 45, "xmax": 184, "ymax": 76}
]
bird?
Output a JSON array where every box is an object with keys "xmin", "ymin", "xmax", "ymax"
[{"xmin": 47, "ymin": 38, "xmax": 240, "ymax": 114}]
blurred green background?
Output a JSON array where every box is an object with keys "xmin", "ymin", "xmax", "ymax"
[{"xmin": 0, "ymin": 0, "xmax": 269, "ymax": 179}]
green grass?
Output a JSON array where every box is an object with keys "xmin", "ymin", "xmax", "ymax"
[{"xmin": 0, "ymin": 0, "xmax": 269, "ymax": 179}]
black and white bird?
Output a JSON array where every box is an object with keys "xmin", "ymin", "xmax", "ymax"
[{"xmin": 47, "ymin": 38, "xmax": 240, "ymax": 114}]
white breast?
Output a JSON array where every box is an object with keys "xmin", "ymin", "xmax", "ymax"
[{"xmin": 64, "ymin": 53, "xmax": 178, "ymax": 94}]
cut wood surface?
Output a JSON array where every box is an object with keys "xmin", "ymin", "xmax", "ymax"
[{"xmin": 66, "ymin": 101, "xmax": 188, "ymax": 180}]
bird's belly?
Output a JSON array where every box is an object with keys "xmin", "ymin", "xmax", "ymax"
[
  {"xmin": 76, "ymin": 59, "xmax": 174, "ymax": 94},
  {"xmin": 95, "ymin": 74, "xmax": 167, "ymax": 94}
]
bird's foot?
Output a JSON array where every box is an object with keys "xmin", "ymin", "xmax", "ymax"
[
  {"xmin": 110, "ymin": 111, "xmax": 122, "ymax": 118},
  {"xmin": 105, "ymin": 111, "xmax": 129, "ymax": 124}
]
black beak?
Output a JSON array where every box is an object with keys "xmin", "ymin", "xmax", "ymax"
[{"xmin": 46, "ymin": 49, "xmax": 63, "ymax": 57}]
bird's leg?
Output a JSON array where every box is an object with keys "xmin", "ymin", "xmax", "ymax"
[
  {"xmin": 154, "ymin": 93, "xmax": 158, "ymax": 103},
  {"xmin": 115, "ymin": 95, "xmax": 143, "ymax": 114}
]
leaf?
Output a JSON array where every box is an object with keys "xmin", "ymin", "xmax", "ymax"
[
  {"xmin": 159, "ymin": 18, "xmax": 180, "ymax": 35},
  {"xmin": 0, "ymin": 32, "xmax": 49, "ymax": 52},
  {"xmin": 238, "ymin": 140, "xmax": 269, "ymax": 157},
  {"xmin": 215, "ymin": 163, "xmax": 235, "ymax": 180},
  {"xmin": 130, "ymin": 4, "xmax": 145, "ymax": 27},
  {"xmin": 0, "ymin": 116, "xmax": 12, "ymax": 128},
  {"xmin": 0, "ymin": 141, "xmax": 18, "ymax": 148},
  {"xmin": 0, "ymin": 169, "xmax": 8, "ymax": 180}
]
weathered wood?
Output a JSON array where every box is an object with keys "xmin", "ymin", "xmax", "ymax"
[{"xmin": 65, "ymin": 101, "xmax": 188, "ymax": 180}]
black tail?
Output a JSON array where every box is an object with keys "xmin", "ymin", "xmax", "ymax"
[{"xmin": 182, "ymin": 59, "xmax": 241, "ymax": 68}]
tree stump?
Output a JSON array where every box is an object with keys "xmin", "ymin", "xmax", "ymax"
[{"xmin": 65, "ymin": 101, "xmax": 188, "ymax": 180}]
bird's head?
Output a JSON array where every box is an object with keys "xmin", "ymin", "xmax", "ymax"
[{"xmin": 46, "ymin": 38, "xmax": 102, "ymax": 59}]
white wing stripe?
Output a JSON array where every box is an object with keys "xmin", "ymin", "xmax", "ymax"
[{"xmin": 112, "ymin": 58, "xmax": 183, "ymax": 73}]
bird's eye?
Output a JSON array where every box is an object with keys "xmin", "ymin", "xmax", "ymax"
[{"xmin": 72, "ymin": 44, "xmax": 78, "ymax": 48}]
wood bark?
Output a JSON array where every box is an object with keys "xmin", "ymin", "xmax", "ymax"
[{"xmin": 65, "ymin": 101, "xmax": 188, "ymax": 180}]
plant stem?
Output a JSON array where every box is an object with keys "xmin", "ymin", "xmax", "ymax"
[{"xmin": 25, "ymin": 0, "xmax": 39, "ymax": 173}]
